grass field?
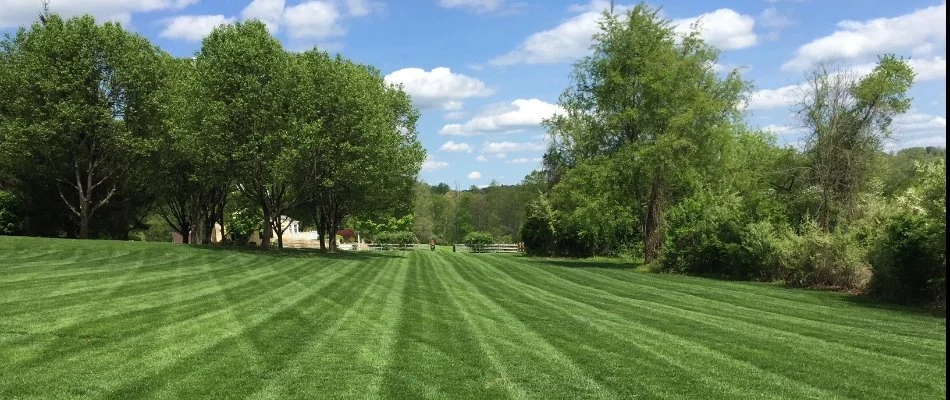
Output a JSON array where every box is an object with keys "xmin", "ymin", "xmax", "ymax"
[{"xmin": 0, "ymin": 237, "xmax": 945, "ymax": 399}]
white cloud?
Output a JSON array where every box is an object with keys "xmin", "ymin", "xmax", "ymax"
[
  {"xmin": 241, "ymin": 0, "xmax": 285, "ymax": 33},
  {"xmin": 160, "ymin": 15, "xmax": 234, "ymax": 42},
  {"xmin": 384, "ymin": 67, "xmax": 493, "ymax": 110},
  {"xmin": 421, "ymin": 156, "xmax": 449, "ymax": 172},
  {"xmin": 438, "ymin": 0, "xmax": 505, "ymax": 13},
  {"xmin": 491, "ymin": 3, "xmax": 755, "ymax": 66},
  {"xmin": 488, "ymin": 4, "xmax": 608, "ymax": 65},
  {"xmin": 852, "ymin": 56, "xmax": 946, "ymax": 82},
  {"xmin": 467, "ymin": 171, "xmax": 483, "ymax": 180},
  {"xmin": 439, "ymin": 141, "xmax": 474, "ymax": 153},
  {"xmin": 673, "ymin": 8, "xmax": 758, "ymax": 50},
  {"xmin": 783, "ymin": 4, "xmax": 947, "ymax": 71},
  {"xmin": 482, "ymin": 141, "xmax": 546, "ymax": 153},
  {"xmin": 506, "ymin": 157, "xmax": 542, "ymax": 164},
  {"xmin": 888, "ymin": 111, "xmax": 947, "ymax": 150},
  {"xmin": 0, "ymin": 0, "xmax": 198, "ymax": 28},
  {"xmin": 440, "ymin": 98, "xmax": 563, "ymax": 136},
  {"xmin": 747, "ymin": 83, "xmax": 806, "ymax": 110},
  {"xmin": 444, "ymin": 111, "xmax": 467, "ymax": 120},
  {"xmin": 476, "ymin": 155, "xmax": 488, "ymax": 162},
  {"xmin": 283, "ymin": 1, "xmax": 344, "ymax": 39},
  {"xmin": 758, "ymin": 7, "xmax": 794, "ymax": 29},
  {"xmin": 344, "ymin": 0, "xmax": 380, "ymax": 16}
]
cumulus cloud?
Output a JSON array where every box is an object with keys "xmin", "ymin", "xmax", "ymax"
[
  {"xmin": 421, "ymin": 156, "xmax": 449, "ymax": 172},
  {"xmin": 481, "ymin": 141, "xmax": 546, "ymax": 153},
  {"xmin": 475, "ymin": 155, "xmax": 488, "ymax": 162},
  {"xmin": 747, "ymin": 83, "xmax": 806, "ymax": 110},
  {"xmin": 160, "ymin": 15, "xmax": 234, "ymax": 42},
  {"xmin": 439, "ymin": 141, "xmax": 474, "ymax": 153},
  {"xmin": 491, "ymin": 3, "xmax": 756, "ymax": 65},
  {"xmin": 783, "ymin": 4, "xmax": 947, "ymax": 71},
  {"xmin": 888, "ymin": 111, "xmax": 947, "ymax": 150},
  {"xmin": 283, "ymin": 1, "xmax": 344, "ymax": 39},
  {"xmin": 241, "ymin": 0, "xmax": 285, "ymax": 33},
  {"xmin": 673, "ymin": 8, "xmax": 758, "ymax": 50},
  {"xmin": 467, "ymin": 171, "xmax": 483, "ymax": 180},
  {"xmin": 488, "ymin": 3, "xmax": 611, "ymax": 65},
  {"xmin": 758, "ymin": 7, "xmax": 795, "ymax": 29},
  {"xmin": 0, "ymin": 0, "xmax": 198, "ymax": 28},
  {"xmin": 440, "ymin": 98, "xmax": 563, "ymax": 136},
  {"xmin": 384, "ymin": 67, "xmax": 493, "ymax": 110}
]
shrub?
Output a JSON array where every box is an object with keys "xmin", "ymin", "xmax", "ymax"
[
  {"xmin": 739, "ymin": 220, "xmax": 784, "ymax": 281},
  {"xmin": 521, "ymin": 195, "xmax": 556, "ymax": 256},
  {"xmin": 0, "ymin": 191, "xmax": 19, "ymax": 235},
  {"xmin": 866, "ymin": 161, "xmax": 946, "ymax": 310},
  {"xmin": 374, "ymin": 231, "xmax": 417, "ymax": 249},
  {"xmin": 661, "ymin": 192, "xmax": 751, "ymax": 279},
  {"xmin": 337, "ymin": 229, "xmax": 356, "ymax": 242},
  {"xmin": 777, "ymin": 220, "xmax": 870, "ymax": 291},
  {"xmin": 463, "ymin": 231, "xmax": 494, "ymax": 253}
]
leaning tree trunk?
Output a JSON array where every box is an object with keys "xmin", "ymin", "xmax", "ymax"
[
  {"xmin": 643, "ymin": 177, "xmax": 666, "ymax": 263},
  {"xmin": 260, "ymin": 205, "xmax": 272, "ymax": 249}
]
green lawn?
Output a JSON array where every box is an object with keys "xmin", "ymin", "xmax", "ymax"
[{"xmin": 0, "ymin": 237, "xmax": 945, "ymax": 399}]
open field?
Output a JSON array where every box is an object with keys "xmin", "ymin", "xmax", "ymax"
[{"xmin": 0, "ymin": 236, "xmax": 945, "ymax": 399}]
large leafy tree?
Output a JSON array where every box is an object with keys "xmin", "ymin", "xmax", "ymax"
[
  {"xmin": 545, "ymin": 4, "xmax": 747, "ymax": 261},
  {"xmin": 297, "ymin": 51, "xmax": 424, "ymax": 251},
  {"xmin": 0, "ymin": 14, "xmax": 166, "ymax": 238},
  {"xmin": 193, "ymin": 21, "xmax": 310, "ymax": 249}
]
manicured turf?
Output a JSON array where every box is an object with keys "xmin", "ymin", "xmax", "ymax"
[{"xmin": 0, "ymin": 237, "xmax": 945, "ymax": 399}]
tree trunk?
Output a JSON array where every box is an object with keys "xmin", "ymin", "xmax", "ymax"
[
  {"xmin": 260, "ymin": 207, "xmax": 272, "ymax": 249},
  {"xmin": 79, "ymin": 211, "xmax": 91, "ymax": 239},
  {"xmin": 643, "ymin": 176, "xmax": 666, "ymax": 263}
]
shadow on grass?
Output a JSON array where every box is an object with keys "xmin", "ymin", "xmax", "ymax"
[
  {"xmin": 518, "ymin": 256, "xmax": 638, "ymax": 270},
  {"xmin": 183, "ymin": 244, "xmax": 406, "ymax": 260},
  {"xmin": 841, "ymin": 294, "xmax": 945, "ymax": 318}
]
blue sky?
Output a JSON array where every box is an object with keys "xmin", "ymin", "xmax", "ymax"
[{"xmin": 1, "ymin": 0, "xmax": 946, "ymax": 186}]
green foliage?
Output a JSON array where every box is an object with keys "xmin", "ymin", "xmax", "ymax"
[
  {"xmin": 868, "ymin": 159, "xmax": 946, "ymax": 310},
  {"xmin": 226, "ymin": 193, "xmax": 262, "ymax": 245},
  {"xmin": 373, "ymin": 231, "xmax": 416, "ymax": 248},
  {"xmin": 0, "ymin": 191, "xmax": 19, "ymax": 235},
  {"xmin": 462, "ymin": 231, "xmax": 494, "ymax": 253},
  {"xmin": 777, "ymin": 220, "xmax": 871, "ymax": 291},
  {"xmin": 521, "ymin": 195, "xmax": 557, "ymax": 256},
  {"xmin": 543, "ymin": 3, "xmax": 748, "ymax": 261},
  {"xmin": 661, "ymin": 192, "xmax": 749, "ymax": 278},
  {"xmin": 0, "ymin": 13, "xmax": 166, "ymax": 238}
]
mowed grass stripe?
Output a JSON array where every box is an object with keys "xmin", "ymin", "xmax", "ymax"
[
  {"xmin": 455, "ymin": 254, "xmax": 827, "ymax": 399},
  {"xmin": 383, "ymin": 249, "xmax": 499, "ymax": 399},
  {"xmin": 533, "ymin": 261, "xmax": 945, "ymax": 364},
  {"xmin": 481, "ymin": 255, "xmax": 945, "ymax": 399},
  {"xmin": 0, "ymin": 237, "xmax": 944, "ymax": 399},
  {"xmin": 2, "ymin": 255, "xmax": 372, "ymax": 399},
  {"xmin": 433, "ymin": 252, "xmax": 615, "ymax": 399}
]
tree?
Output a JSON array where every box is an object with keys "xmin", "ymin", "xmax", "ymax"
[
  {"xmin": 797, "ymin": 55, "xmax": 915, "ymax": 231},
  {"xmin": 193, "ymin": 21, "xmax": 309, "ymax": 249},
  {"xmin": 412, "ymin": 181, "xmax": 434, "ymax": 242},
  {"xmin": 0, "ymin": 14, "xmax": 167, "ymax": 238},
  {"xmin": 544, "ymin": 4, "xmax": 747, "ymax": 261}
]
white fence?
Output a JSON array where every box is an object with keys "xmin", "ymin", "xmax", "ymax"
[
  {"xmin": 453, "ymin": 243, "xmax": 521, "ymax": 253},
  {"xmin": 365, "ymin": 243, "xmax": 430, "ymax": 251}
]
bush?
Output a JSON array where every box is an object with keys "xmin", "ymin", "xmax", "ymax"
[
  {"xmin": 661, "ymin": 192, "xmax": 751, "ymax": 279},
  {"xmin": 739, "ymin": 220, "xmax": 784, "ymax": 281},
  {"xmin": 521, "ymin": 195, "xmax": 556, "ymax": 256},
  {"xmin": 777, "ymin": 220, "xmax": 870, "ymax": 291},
  {"xmin": 463, "ymin": 231, "xmax": 494, "ymax": 253},
  {"xmin": 866, "ymin": 160, "xmax": 946, "ymax": 310},
  {"xmin": 0, "ymin": 191, "xmax": 19, "ymax": 235},
  {"xmin": 374, "ymin": 231, "xmax": 416, "ymax": 249},
  {"xmin": 337, "ymin": 229, "xmax": 356, "ymax": 243}
]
